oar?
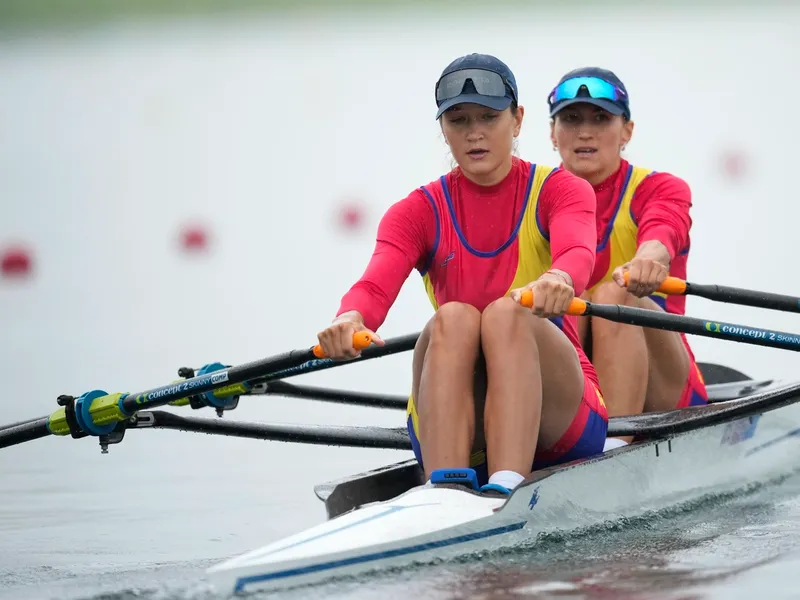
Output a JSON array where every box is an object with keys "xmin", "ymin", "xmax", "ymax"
[
  {"xmin": 0, "ymin": 416, "xmax": 46, "ymax": 432},
  {"xmin": 251, "ymin": 381, "xmax": 408, "ymax": 410},
  {"xmin": 170, "ymin": 334, "xmax": 418, "ymax": 414},
  {"xmin": 627, "ymin": 274, "xmax": 800, "ymax": 314},
  {"xmin": 124, "ymin": 410, "xmax": 411, "ymax": 449},
  {"xmin": 0, "ymin": 332, "xmax": 382, "ymax": 449},
  {"xmin": 521, "ymin": 291, "xmax": 800, "ymax": 352},
  {"xmin": 114, "ymin": 381, "xmax": 800, "ymax": 449}
]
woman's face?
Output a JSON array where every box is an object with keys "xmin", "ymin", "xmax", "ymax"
[
  {"xmin": 551, "ymin": 103, "xmax": 633, "ymax": 184},
  {"xmin": 440, "ymin": 103, "xmax": 524, "ymax": 185}
]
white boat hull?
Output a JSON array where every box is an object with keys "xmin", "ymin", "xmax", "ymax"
[{"xmin": 207, "ymin": 399, "xmax": 800, "ymax": 595}]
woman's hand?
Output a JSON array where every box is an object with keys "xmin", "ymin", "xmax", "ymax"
[
  {"xmin": 510, "ymin": 270, "xmax": 575, "ymax": 318},
  {"xmin": 316, "ymin": 311, "xmax": 383, "ymax": 359},
  {"xmin": 612, "ymin": 257, "xmax": 669, "ymax": 298}
]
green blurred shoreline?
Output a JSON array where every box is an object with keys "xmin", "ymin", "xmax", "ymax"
[{"xmin": 0, "ymin": 0, "xmax": 795, "ymax": 31}]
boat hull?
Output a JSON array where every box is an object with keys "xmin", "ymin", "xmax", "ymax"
[{"xmin": 207, "ymin": 398, "xmax": 800, "ymax": 595}]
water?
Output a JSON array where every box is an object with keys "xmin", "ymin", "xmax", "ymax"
[
  {"xmin": 4, "ymin": 441, "xmax": 800, "ymax": 599},
  {"xmin": 2, "ymin": 5, "xmax": 800, "ymax": 599}
]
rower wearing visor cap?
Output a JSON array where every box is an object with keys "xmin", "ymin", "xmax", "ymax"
[
  {"xmin": 317, "ymin": 53, "xmax": 608, "ymax": 495},
  {"xmin": 548, "ymin": 67, "xmax": 708, "ymax": 449}
]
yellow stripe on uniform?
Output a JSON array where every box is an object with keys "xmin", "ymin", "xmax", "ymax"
[{"xmin": 589, "ymin": 165, "xmax": 660, "ymax": 298}]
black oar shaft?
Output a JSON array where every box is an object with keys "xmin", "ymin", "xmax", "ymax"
[
  {"xmin": 0, "ymin": 416, "xmax": 46, "ymax": 432},
  {"xmin": 585, "ymin": 302, "xmax": 800, "ymax": 352},
  {"xmin": 264, "ymin": 381, "xmax": 408, "ymax": 410},
  {"xmin": 138, "ymin": 411, "xmax": 412, "ymax": 449},
  {"xmin": 260, "ymin": 333, "xmax": 419, "ymax": 382},
  {"xmin": 119, "ymin": 333, "xmax": 419, "ymax": 416},
  {"xmin": 687, "ymin": 282, "xmax": 800, "ymax": 314},
  {"xmin": 0, "ymin": 333, "xmax": 421, "ymax": 448},
  {"xmin": 120, "ymin": 347, "xmax": 317, "ymax": 415},
  {"xmin": 0, "ymin": 417, "xmax": 51, "ymax": 448}
]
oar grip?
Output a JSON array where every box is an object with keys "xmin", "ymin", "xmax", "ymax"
[
  {"xmin": 623, "ymin": 273, "xmax": 687, "ymax": 295},
  {"xmin": 313, "ymin": 331, "xmax": 373, "ymax": 358},
  {"xmin": 519, "ymin": 290, "xmax": 587, "ymax": 316}
]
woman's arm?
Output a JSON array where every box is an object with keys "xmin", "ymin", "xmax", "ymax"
[
  {"xmin": 335, "ymin": 191, "xmax": 435, "ymax": 331},
  {"xmin": 538, "ymin": 169, "xmax": 597, "ymax": 296}
]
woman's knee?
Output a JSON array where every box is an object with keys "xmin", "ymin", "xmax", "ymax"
[
  {"xmin": 430, "ymin": 302, "xmax": 481, "ymax": 344},
  {"xmin": 481, "ymin": 296, "xmax": 529, "ymax": 330},
  {"xmin": 591, "ymin": 281, "xmax": 634, "ymax": 306},
  {"xmin": 590, "ymin": 283, "xmax": 648, "ymax": 338},
  {"xmin": 482, "ymin": 296, "xmax": 553, "ymax": 343}
]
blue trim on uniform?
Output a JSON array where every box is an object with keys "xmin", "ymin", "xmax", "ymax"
[
  {"xmin": 407, "ymin": 413, "xmax": 423, "ymax": 466},
  {"xmin": 419, "ymin": 186, "xmax": 441, "ymax": 276},
  {"xmin": 532, "ymin": 405, "xmax": 608, "ymax": 471},
  {"xmin": 648, "ymin": 294, "xmax": 667, "ymax": 310},
  {"xmin": 687, "ymin": 389, "xmax": 708, "ymax": 407},
  {"xmin": 233, "ymin": 520, "xmax": 528, "ymax": 592},
  {"xmin": 597, "ymin": 163, "xmax": 633, "ymax": 252},
  {"xmin": 440, "ymin": 168, "xmax": 534, "ymax": 258},
  {"xmin": 534, "ymin": 166, "xmax": 560, "ymax": 242}
]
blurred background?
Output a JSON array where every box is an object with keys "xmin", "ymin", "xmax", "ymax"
[{"xmin": 0, "ymin": 1, "xmax": 799, "ymax": 598}]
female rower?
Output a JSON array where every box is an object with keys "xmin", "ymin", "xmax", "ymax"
[
  {"xmin": 547, "ymin": 67, "xmax": 708, "ymax": 447},
  {"xmin": 316, "ymin": 53, "xmax": 608, "ymax": 495}
]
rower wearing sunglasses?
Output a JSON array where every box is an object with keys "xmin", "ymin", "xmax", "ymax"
[
  {"xmin": 316, "ymin": 53, "xmax": 608, "ymax": 495},
  {"xmin": 547, "ymin": 67, "xmax": 708, "ymax": 449}
]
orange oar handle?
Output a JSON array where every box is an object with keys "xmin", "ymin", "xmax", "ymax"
[
  {"xmin": 520, "ymin": 290, "xmax": 588, "ymax": 316},
  {"xmin": 623, "ymin": 272, "xmax": 687, "ymax": 295},
  {"xmin": 313, "ymin": 331, "xmax": 373, "ymax": 358}
]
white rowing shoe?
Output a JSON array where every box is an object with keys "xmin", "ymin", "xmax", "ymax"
[{"xmin": 206, "ymin": 378, "xmax": 800, "ymax": 595}]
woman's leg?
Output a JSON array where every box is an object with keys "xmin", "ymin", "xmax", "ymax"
[
  {"xmin": 589, "ymin": 282, "xmax": 650, "ymax": 442},
  {"xmin": 479, "ymin": 297, "xmax": 585, "ymax": 480},
  {"xmin": 590, "ymin": 284, "xmax": 691, "ymax": 426},
  {"xmin": 411, "ymin": 302, "xmax": 482, "ymax": 479},
  {"xmin": 639, "ymin": 297, "xmax": 692, "ymax": 412}
]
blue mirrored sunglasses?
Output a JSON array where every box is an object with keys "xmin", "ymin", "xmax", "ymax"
[{"xmin": 548, "ymin": 76, "xmax": 627, "ymax": 106}]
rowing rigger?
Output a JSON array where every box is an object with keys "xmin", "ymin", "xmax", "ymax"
[{"xmin": 3, "ymin": 278, "xmax": 800, "ymax": 595}]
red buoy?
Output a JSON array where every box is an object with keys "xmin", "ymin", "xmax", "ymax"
[
  {"xmin": 720, "ymin": 149, "xmax": 748, "ymax": 180},
  {"xmin": 1, "ymin": 245, "xmax": 33, "ymax": 279},
  {"xmin": 179, "ymin": 223, "xmax": 210, "ymax": 253},
  {"xmin": 336, "ymin": 202, "xmax": 366, "ymax": 233}
]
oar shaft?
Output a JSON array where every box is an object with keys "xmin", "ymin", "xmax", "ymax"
[
  {"xmin": 263, "ymin": 381, "xmax": 408, "ymax": 410},
  {"xmin": 0, "ymin": 416, "xmax": 46, "ymax": 432},
  {"xmin": 686, "ymin": 282, "xmax": 800, "ymax": 313},
  {"xmin": 120, "ymin": 347, "xmax": 317, "ymax": 415},
  {"xmin": 261, "ymin": 333, "xmax": 418, "ymax": 382},
  {"xmin": 631, "ymin": 274, "xmax": 800, "ymax": 314},
  {"xmin": 0, "ymin": 417, "xmax": 51, "ymax": 449},
  {"xmin": 585, "ymin": 303, "xmax": 800, "ymax": 352},
  {"xmin": 121, "ymin": 332, "xmax": 383, "ymax": 415},
  {"xmin": 0, "ymin": 331, "xmax": 408, "ymax": 448},
  {"xmin": 135, "ymin": 410, "xmax": 412, "ymax": 449},
  {"xmin": 520, "ymin": 289, "xmax": 800, "ymax": 352}
]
